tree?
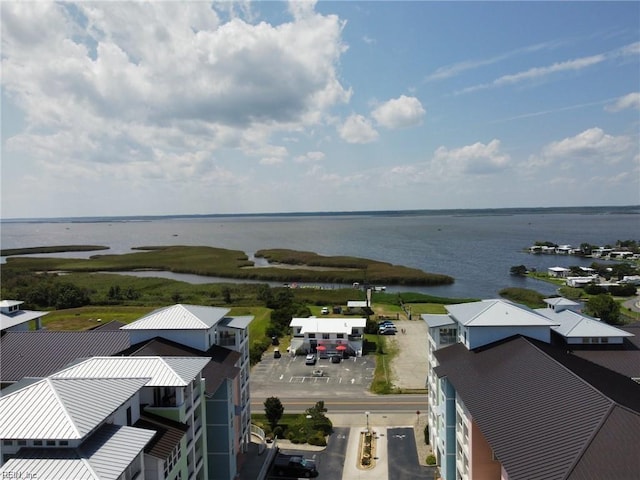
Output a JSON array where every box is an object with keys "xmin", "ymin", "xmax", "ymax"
[
  {"xmin": 510, "ymin": 265, "xmax": 527, "ymax": 276},
  {"xmin": 585, "ymin": 294, "xmax": 620, "ymax": 325},
  {"xmin": 264, "ymin": 396, "xmax": 284, "ymax": 429}
]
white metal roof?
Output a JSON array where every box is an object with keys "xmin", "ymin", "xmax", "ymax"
[
  {"xmin": 0, "ymin": 377, "xmax": 149, "ymax": 440},
  {"xmin": 422, "ymin": 314, "xmax": 455, "ymax": 328},
  {"xmin": 347, "ymin": 301, "xmax": 368, "ymax": 308},
  {"xmin": 221, "ymin": 315, "xmax": 253, "ymax": 329},
  {"xmin": 121, "ymin": 304, "xmax": 230, "ymax": 330},
  {"xmin": 0, "ymin": 309, "xmax": 49, "ymax": 330},
  {"xmin": 52, "ymin": 356, "xmax": 210, "ymax": 386},
  {"xmin": 544, "ymin": 297, "xmax": 581, "ymax": 308},
  {"xmin": 0, "ymin": 424, "xmax": 155, "ymax": 480},
  {"xmin": 536, "ymin": 308, "xmax": 635, "ymax": 338},
  {"xmin": 0, "ymin": 300, "xmax": 23, "ymax": 308},
  {"xmin": 446, "ymin": 299, "xmax": 558, "ymax": 327},
  {"xmin": 290, "ymin": 317, "xmax": 366, "ymax": 334}
]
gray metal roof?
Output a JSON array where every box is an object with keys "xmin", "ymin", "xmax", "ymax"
[
  {"xmin": 421, "ymin": 313, "xmax": 455, "ymax": 328},
  {"xmin": 536, "ymin": 308, "xmax": 635, "ymax": 338},
  {"xmin": 121, "ymin": 304, "xmax": 230, "ymax": 330},
  {"xmin": 0, "ymin": 331, "xmax": 130, "ymax": 382},
  {"xmin": 0, "ymin": 377, "xmax": 149, "ymax": 440},
  {"xmin": 0, "ymin": 424, "xmax": 155, "ymax": 480},
  {"xmin": 52, "ymin": 356, "xmax": 210, "ymax": 386},
  {"xmin": 434, "ymin": 336, "xmax": 640, "ymax": 480},
  {"xmin": 80, "ymin": 424, "xmax": 156, "ymax": 480},
  {"xmin": 446, "ymin": 299, "xmax": 557, "ymax": 327}
]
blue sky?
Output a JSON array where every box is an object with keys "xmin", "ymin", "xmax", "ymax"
[{"xmin": 1, "ymin": 1, "xmax": 638, "ymax": 218}]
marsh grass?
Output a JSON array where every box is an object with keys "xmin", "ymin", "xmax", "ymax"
[{"xmin": 4, "ymin": 245, "xmax": 453, "ymax": 286}]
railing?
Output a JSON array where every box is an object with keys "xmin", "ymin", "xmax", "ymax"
[{"xmin": 251, "ymin": 424, "xmax": 266, "ymax": 455}]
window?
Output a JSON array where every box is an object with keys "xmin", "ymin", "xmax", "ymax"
[
  {"xmin": 59, "ymin": 440, "xmax": 68, "ymax": 446},
  {"xmin": 33, "ymin": 440, "xmax": 43, "ymax": 446},
  {"xmin": 126, "ymin": 406, "xmax": 132, "ymax": 426},
  {"xmin": 3, "ymin": 440, "xmax": 13, "ymax": 446},
  {"xmin": 46, "ymin": 440, "xmax": 55, "ymax": 446},
  {"xmin": 309, "ymin": 333, "xmax": 316, "ymax": 339},
  {"xmin": 17, "ymin": 440, "xmax": 26, "ymax": 446},
  {"xmin": 322, "ymin": 333, "xmax": 330, "ymax": 340},
  {"xmin": 337, "ymin": 333, "xmax": 344, "ymax": 339}
]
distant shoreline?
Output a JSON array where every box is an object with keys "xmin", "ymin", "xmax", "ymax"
[{"xmin": 2, "ymin": 205, "xmax": 638, "ymax": 224}]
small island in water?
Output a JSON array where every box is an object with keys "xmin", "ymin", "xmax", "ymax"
[{"xmin": 2, "ymin": 245, "xmax": 454, "ymax": 287}]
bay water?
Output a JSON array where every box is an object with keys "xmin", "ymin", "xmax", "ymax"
[{"xmin": 2, "ymin": 207, "xmax": 638, "ymax": 299}]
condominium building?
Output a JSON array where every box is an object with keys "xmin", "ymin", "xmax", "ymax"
[
  {"xmin": 423, "ymin": 298, "xmax": 640, "ymax": 480},
  {"xmin": 0, "ymin": 302, "xmax": 253, "ymax": 480},
  {"xmin": 0, "ymin": 356, "xmax": 210, "ymax": 480},
  {"xmin": 121, "ymin": 304, "xmax": 253, "ymax": 480}
]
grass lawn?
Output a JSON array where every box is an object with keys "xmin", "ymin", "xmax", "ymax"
[{"xmin": 42, "ymin": 306, "xmax": 155, "ymax": 330}]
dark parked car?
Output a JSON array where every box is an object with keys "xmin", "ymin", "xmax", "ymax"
[
  {"xmin": 330, "ymin": 354, "xmax": 341, "ymax": 363},
  {"xmin": 273, "ymin": 348, "xmax": 281, "ymax": 359},
  {"xmin": 273, "ymin": 453, "xmax": 318, "ymax": 478}
]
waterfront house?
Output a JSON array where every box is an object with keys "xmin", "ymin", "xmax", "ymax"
[
  {"xmin": 424, "ymin": 298, "xmax": 640, "ymax": 480},
  {"xmin": 547, "ymin": 266, "xmax": 570, "ymax": 278}
]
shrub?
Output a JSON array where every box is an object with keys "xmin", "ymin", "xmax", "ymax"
[
  {"xmin": 307, "ymin": 431, "xmax": 327, "ymax": 446},
  {"xmin": 584, "ymin": 284, "xmax": 606, "ymax": 295},
  {"xmin": 608, "ymin": 284, "xmax": 637, "ymax": 297},
  {"xmin": 426, "ymin": 454, "xmax": 436, "ymax": 466},
  {"xmin": 273, "ymin": 426, "xmax": 283, "ymax": 439}
]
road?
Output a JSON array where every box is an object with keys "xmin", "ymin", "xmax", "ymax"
[{"xmin": 251, "ymin": 394, "xmax": 427, "ymax": 416}]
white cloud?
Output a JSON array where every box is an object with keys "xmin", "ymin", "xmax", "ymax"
[
  {"xmin": 294, "ymin": 151, "xmax": 325, "ymax": 163},
  {"xmin": 426, "ymin": 41, "xmax": 559, "ymax": 82},
  {"xmin": 1, "ymin": 1, "xmax": 350, "ymax": 178},
  {"xmin": 529, "ymin": 127, "xmax": 634, "ymax": 167},
  {"xmin": 260, "ymin": 157, "xmax": 284, "ymax": 166},
  {"xmin": 371, "ymin": 95, "xmax": 425, "ymax": 129},
  {"xmin": 431, "ymin": 139, "xmax": 510, "ymax": 175},
  {"xmin": 606, "ymin": 92, "xmax": 640, "ymax": 112},
  {"xmin": 338, "ymin": 114, "xmax": 379, "ymax": 143},
  {"xmin": 459, "ymin": 54, "xmax": 605, "ymax": 94}
]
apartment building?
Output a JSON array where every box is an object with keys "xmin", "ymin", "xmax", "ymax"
[
  {"xmin": 121, "ymin": 304, "xmax": 253, "ymax": 480},
  {"xmin": 0, "ymin": 355, "xmax": 210, "ymax": 480},
  {"xmin": 423, "ymin": 298, "xmax": 640, "ymax": 480},
  {"xmin": 0, "ymin": 301, "xmax": 253, "ymax": 480}
]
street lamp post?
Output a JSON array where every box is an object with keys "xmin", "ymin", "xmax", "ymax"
[{"xmin": 365, "ymin": 411, "xmax": 370, "ymax": 433}]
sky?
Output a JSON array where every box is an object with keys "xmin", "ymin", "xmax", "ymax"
[{"xmin": 1, "ymin": 1, "xmax": 639, "ymax": 219}]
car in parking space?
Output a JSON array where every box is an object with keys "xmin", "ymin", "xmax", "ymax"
[
  {"xmin": 378, "ymin": 323, "xmax": 397, "ymax": 332},
  {"xmin": 321, "ymin": 307, "xmax": 330, "ymax": 315},
  {"xmin": 378, "ymin": 320, "xmax": 395, "ymax": 328},
  {"xmin": 330, "ymin": 354, "xmax": 341, "ymax": 364},
  {"xmin": 305, "ymin": 353, "xmax": 316, "ymax": 365},
  {"xmin": 379, "ymin": 326, "xmax": 397, "ymax": 335}
]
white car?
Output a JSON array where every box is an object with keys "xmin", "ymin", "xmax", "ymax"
[
  {"xmin": 321, "ymin": 307, "xmax": 329, "ymax": 315},
  {"xmin": 305, "ymin": 353, "xmax": 316, "ymax": 365}
]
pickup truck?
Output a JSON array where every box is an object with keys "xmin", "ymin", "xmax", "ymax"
[{"xmin": 273, "ymin": 453, "xmax": 318, "ymax": 478}]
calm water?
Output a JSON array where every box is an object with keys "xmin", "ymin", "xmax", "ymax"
[{"xmin": 2, "ymin": 208, "xmax": 638, "ymax": 299}]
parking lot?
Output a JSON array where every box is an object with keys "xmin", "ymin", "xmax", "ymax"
[{"xmin": 251, "ymin": 349, "xmax": 376, "ymax": 398}]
